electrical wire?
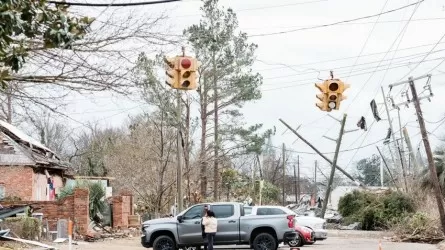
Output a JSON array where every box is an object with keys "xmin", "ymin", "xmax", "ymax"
[
  {"xmin": 248, "ymin": 0, "xmax": 424, "ymax": 37},
  {"xmin": 47, "ymin": 0, "xmax": 180, "ymax": 7}
]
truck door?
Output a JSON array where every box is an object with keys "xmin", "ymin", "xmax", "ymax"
[
  {"xmin": 177, "ymin": 205, "xmax": 206, "ymax": 245},
  {"xmin": 210, "ymin": 204, "xmax": 239, "ymax": 244}
]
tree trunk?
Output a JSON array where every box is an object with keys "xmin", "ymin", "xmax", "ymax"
[
  {"xmin": 184, "ymin": 97, "xmax": 191, "ymax": 206},
  {"xmin": 212, "ymin": 50, "xmax": 219, "ymax": 201},
  {"xmin": 200, "ymin": 76, "xmax": 209, "ymax": 197}
]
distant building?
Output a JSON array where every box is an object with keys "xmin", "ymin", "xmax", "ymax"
[{"xmin": 329, "ymin": 185, "xmax": 392, "ymax": 210}]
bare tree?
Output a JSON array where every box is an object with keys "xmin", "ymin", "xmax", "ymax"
[
  {"xmin": 1, "ymin": 7, "xmax": 177, "ymax": 124},
  {"xmin": 106, "ymin": 113, "xmax": 177, "ymax": 214}
]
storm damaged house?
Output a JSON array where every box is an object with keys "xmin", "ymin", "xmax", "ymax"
[{"xmin": 0, "ymin": 120, "xmax": 69, "ymax": 201}]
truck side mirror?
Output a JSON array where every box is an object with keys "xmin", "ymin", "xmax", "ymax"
[{"xmin": 177, "ymin": 215, "xmax": 183, "ymax": 223}]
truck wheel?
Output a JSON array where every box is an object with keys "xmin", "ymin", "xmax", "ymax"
[
  {"xmin": 153, "ymin": 235, "xmax": 176, "ymax": 250},
  {"xmin": 252, "ymin": 233, "xmax": 277, "ymax": 250}
]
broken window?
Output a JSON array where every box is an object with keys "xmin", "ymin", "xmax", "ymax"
[{"xmin": 0, "ymin": 185, "xmax": 5, "ymax": 200}]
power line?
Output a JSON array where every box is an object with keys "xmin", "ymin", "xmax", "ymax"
[
  {"xmin": 47, "ymin": 0, "xmax": 180, "ymax": 7},
  {"xmin": 261, "ymin": 58, "xmax": 445, "ymax": 92},
  {"xmin": 248, "ymin": 0, "xmax": 424, "ymax": 37}
]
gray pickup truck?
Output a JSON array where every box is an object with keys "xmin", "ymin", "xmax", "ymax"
[{"xmin": 141, "ymin": 202, "xmax": 297, "ymax": 250}]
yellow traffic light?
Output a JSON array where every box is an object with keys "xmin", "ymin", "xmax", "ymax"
[
  {"xmin": 315, "ymin": 81, "xmax": 331, "ymax": 112},
  {"xmin": 164, "ymin": 57, "xmax": 179, "ymax": 87},
  {"xmin": 174, "ymin": 56, "xmax": 198, "ymax": 90},
  {"xmin": 325, "ymin": 79, "xmax": 349, "ymax": 110}
]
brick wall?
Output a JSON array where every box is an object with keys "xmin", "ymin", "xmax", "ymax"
[
  {"xmin": 112, "ymin": 194, "xmax": 133, "ymax": 228},
  {"xmin": 0, "ymin": 166, "xmax": 33, "ymax": 200},
  {"xmin": 2, "ymin": 188, "xmax": 90, "ymax": 235}
]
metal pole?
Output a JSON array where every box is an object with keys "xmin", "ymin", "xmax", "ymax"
[
  {"xmin": 409, "ymin": 77, "xmax": 445, "ymax": 233},
  {"xmin": 321, "ymin": 113, "xmax": 347, "ymax": 218}
]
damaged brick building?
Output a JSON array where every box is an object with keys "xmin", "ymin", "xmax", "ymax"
[{"xmin": 0, "ymin": 120, "xmax": 69, "ymax": 201}]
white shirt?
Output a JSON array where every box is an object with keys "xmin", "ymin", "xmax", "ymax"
[{"xmin": 202, "ymin": 216, "xmax": 217, "ymax": 233}]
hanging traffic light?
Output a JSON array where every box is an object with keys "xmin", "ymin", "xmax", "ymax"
[
  {"xmin": 326, "ymin": 79, "xmax": 350, "ymax": 110},
  {"xmin": 315, "ymin": 81, "xmax": 331, "ymax": 112},
  {"xmin": 164, "ymin": 56, "xmax": 179, "ymax": 87},
  {"xmin": 315, "ymin": 79, "xmax": 350, "ymax": 111},
  {"xmin": 175, "ymin": 56, "xmax": 198, "ymax": 90}
]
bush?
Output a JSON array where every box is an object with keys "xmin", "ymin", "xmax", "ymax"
[
  {"xmin": 58, "ymin": 181, "xmax": 106, "ymax": 220},
  {"xmin": 0, "ymin": 217, "xmax": 41, "ymax": 240},
  {"xmin": 338, "ymin": 190, "xmax": 415, "ymax": 230}
]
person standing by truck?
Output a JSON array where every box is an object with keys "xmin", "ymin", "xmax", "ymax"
[
  {"xmin": 200, "ymin": 205, "xmax": 209, "ymax": 250},
  {"xmin": 202, "ymin": 210, "xmax": 217, "ymax": 250}
]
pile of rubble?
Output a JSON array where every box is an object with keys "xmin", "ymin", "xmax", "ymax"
[{"xmin": 83, "ymin": 223, "xmax": 139, "ymax": 242}]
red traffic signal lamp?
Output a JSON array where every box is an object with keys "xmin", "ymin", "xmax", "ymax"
[{"xmin": 174, "ymin": 56, "xmax": 198, "ymax": 90}]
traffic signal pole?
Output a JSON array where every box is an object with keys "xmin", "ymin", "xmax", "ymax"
[{"xmin": 320, "ymin": 113, "xmax": 347, "ymax": 218}]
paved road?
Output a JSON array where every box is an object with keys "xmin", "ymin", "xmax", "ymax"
[{"xmin": 56, "ymin": 236, "xmax": 438, "ymax": 250}]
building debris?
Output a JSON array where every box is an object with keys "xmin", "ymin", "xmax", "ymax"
[{"xmin": 0, "ymin": 234, "xmax": 56, "ymax": 249}]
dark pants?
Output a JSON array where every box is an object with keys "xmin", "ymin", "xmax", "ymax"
[{"xmin": 206, "ymin": 233, "xmax": 216, "ymax": 250}]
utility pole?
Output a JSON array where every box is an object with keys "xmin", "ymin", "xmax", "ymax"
[
  {"xmin": 376, "ymin": 146, "xmax": 398, "ymax": 188},
  {"xmin": 279, "ymin": 119, "xmax": 366, "ymax": 187},
  {"xmin": 314, "ymin": 160, "xmax": 317, "ymax": 204},
  {"xmin": 403, "ymin": 127, "xmax": 419, "ymax": 173},
  {"xmin": 389, "ymin": 74, "xmax": 445, "ymax": 233},
  {"xmin": 381, "ymin": 86, "xmax": 399, "ymax": 168},
  {"xmin": 293, "ymin": 164, "xmax": 298, "ymax": 204},
  {"xmin": 282, "ymin": 143, "xmax": 286, "ymax": 206},
  {"xmin": 176, "ymin": 89, "xmax": 183, "ymax": 212},
  {"xmin": 397, "ymin": 109, "xmax": 408, "ymax": 170},
  {"xmin": 321, "ymin": 113, "xmax": 347, "ymax": 218},
  {"xmin": 297, "ymin": 156, "xmax": 300, "ymax": 202},
  {"xmin": 383, "ymin": 86, "xmax": 408, "ymax": 191}
]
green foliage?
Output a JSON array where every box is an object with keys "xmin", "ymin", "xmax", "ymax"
[
  {"xmin": 338, "ymin": 190, "xmax": 415, "ymax": 230},
  {"xmin": 420, "ymin": 148, "xmax": 445, "ymax": 194},
  {"xmin": 0, "ymin": 0, "xmax": 93, "ymax": 87},
  {"xmin": 58, "ymin": 181, "xmax": 106, "ymax": 219},
  {"xmin": 355, "ymin": 154, "xmax": 390, "ymax": 187},
  {"xmin": 1, "ymin": 217, "xmax": 40, "ymax": 240}
]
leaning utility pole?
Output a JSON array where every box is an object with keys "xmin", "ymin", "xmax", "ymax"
[
  {"xmin": 278, "ymin": 119, "xmax": 366, "ymax": 187},
  {"xmin": 389, "ymin": 74, "xmax": 445, "ymax": 233},
  {"xmin": 384, "ymin": 86, "xmax": 408, "ymax": 191},
  {"xmin": 321, "ymin": 113, "xmax": 347, "ymax": 218},
  {"xmin": 403, "ymin": 127, "xmax": 419, "ymax": 172},
  {"xmin": 381, "ymin": 86, "xmax": 399, "ymax": 167},
  {"xmin": 282, "ymin": 143, "xmax": 286, "ymax": 206}
]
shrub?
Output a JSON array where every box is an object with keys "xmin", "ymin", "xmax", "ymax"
[
  {"xmin": 58, "ymin": 181, "xmax": 106, "ymax": 220},
  {"xmin": 338, "ymin": 190, "xmax": 415, "ymax": 230},
  {"xmin": 0, "ymin": 217, "xmax": 41, "ymax": 240}
]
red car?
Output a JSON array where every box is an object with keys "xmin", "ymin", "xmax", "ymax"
[{"xmin": 288, "ymin": 225, "xmax": 315, "ymax": 247}]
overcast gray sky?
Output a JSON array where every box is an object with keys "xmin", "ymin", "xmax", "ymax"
[{"xmin": 50, "ymin": 0, "xmax": 445, "ymax": 181}]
